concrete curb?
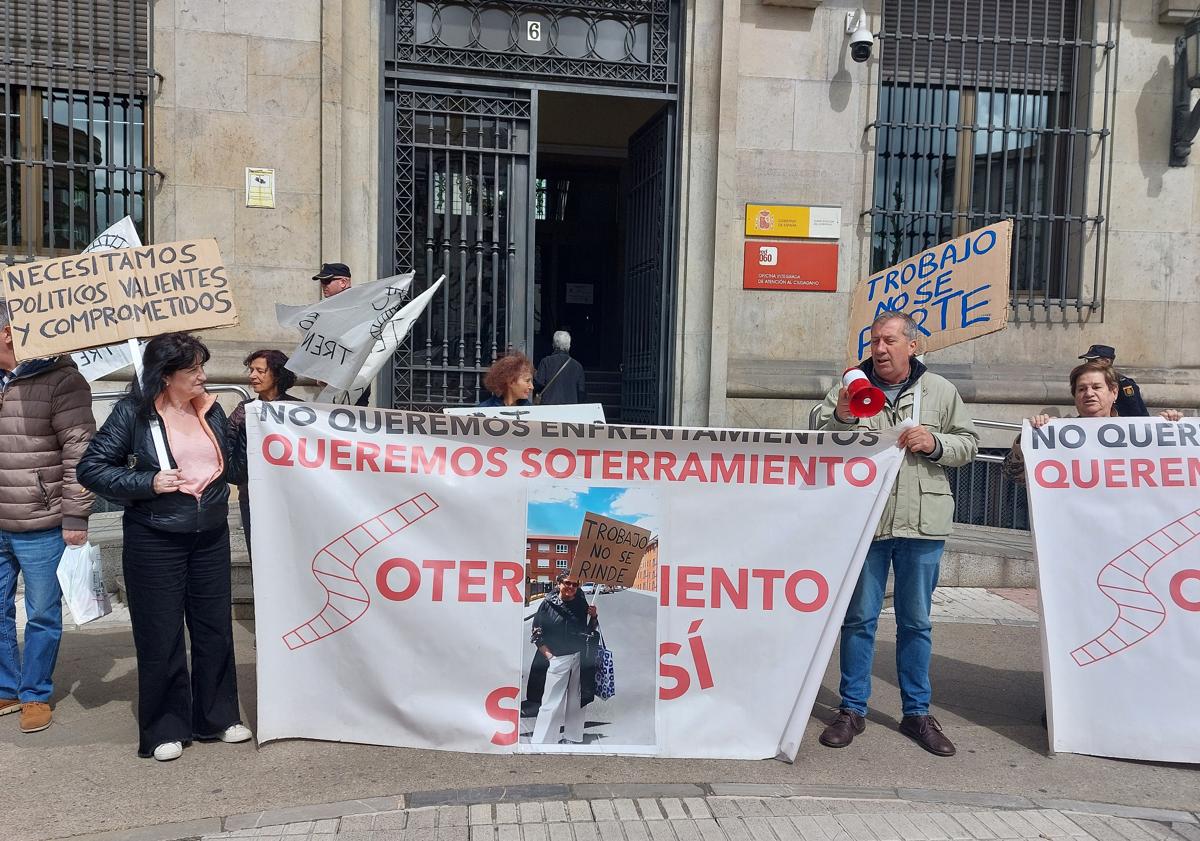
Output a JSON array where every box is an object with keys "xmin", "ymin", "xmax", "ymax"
[{"xmin": 47, "ymin": 783, "xmax": 1200, "ymax": 841}]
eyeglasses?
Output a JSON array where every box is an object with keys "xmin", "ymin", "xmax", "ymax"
[
  {"xmin": 318, "ymin": 277, "xmax": 336, "ymax": 285},
  {"xmin": 560, "ymin": 581, "xmax": 580, "ymax": 589}
]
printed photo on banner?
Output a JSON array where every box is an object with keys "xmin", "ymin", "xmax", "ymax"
[{"xmin": 519, "ymin": 485, "xmax": 659, "ymax": 751}]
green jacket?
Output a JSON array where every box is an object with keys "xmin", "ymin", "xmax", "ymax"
[{"xmin": 817, "ymin": 363, "xmax": 979, "ymax": 540}]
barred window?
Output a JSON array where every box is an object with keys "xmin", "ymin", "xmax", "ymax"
[
  {"xmin": 1, "ymin": 0, "xmax": 154, "ymax": 262},
  {"xmin": 868, "ymin": 0, "xmax": 1118, "ymax": 316}
]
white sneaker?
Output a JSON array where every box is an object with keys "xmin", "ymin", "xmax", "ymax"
[
  {"xmin": 220, "ymin": 723, "xmax": 253, "ymax": 743},
  {"xmin": 153, "ymin": 741, "xmax": 183, "ymax": 762}
]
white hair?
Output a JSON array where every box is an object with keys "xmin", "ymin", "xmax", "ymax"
[{"xmin": 552, "ymin": 330, "xmax": 571, "ymax": 352}]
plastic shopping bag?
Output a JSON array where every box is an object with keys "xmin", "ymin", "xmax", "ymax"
[{"xmin": 56, "ymin": 542, "xmax": 112, "ymax": 625}]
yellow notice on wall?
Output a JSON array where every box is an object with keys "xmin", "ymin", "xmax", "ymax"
[{"xmin": 745, "ymin": 204, "xmax": 841, "ymax": 239}]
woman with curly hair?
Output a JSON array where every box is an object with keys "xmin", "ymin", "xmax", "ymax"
[{"xmin": 478, "ymin": 351, "xmax": 534, "ymax": 407}]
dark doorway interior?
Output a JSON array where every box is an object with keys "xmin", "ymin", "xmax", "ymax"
[{"xmin": 532, "ymin": 91, "xmax": 669, "ymax": 423}]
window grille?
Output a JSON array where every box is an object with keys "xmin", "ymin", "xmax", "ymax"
[
  {"xmin": 867, "ymin": 0, "xmax": 1119, "ymax": 319},
  {"xmin": 1, "ymin": 0, "xmax": 156, "ymax": 263}
]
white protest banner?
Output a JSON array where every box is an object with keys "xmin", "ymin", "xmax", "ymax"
[
  {"xmin": 315, "ymin": 276, "xmax": 442, "ymax": 404},
  {"xmin": 246, "ymin": 406, "xmax": 905, "ymax": 758},
  {"xmin": 279, "ymin": 273, "xmax": 414, "ymax": 391},
  {"xmin": 70, "ymin": 217, "xmax": 145, "ymax": 381},
  {"xmin": 444, "ymin": 403, "xmax": 606, "ymax": 423},
  {"xmin": 1022, "ymin": 417, "xmax": 1200, "ymax": 763},
  {"xmin": 2, "ymin": 239, "xmax": 236, "ymax": 362},
  {"xmin": 846, "ymin": 220, "xmax": 1012, "ymax": 364}
]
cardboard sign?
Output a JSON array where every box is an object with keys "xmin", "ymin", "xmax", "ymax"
[
  {"xmin": 845, "ymin": 220, "xmax": 1012, "ymax": 364},
  {"xmin": 569, "ymin": 512, "xmax": 652, "ymax": 588},
  {"xmin": 2, "ymin": 239, "xmax": 237, "ymax": 361},
  {"xmin": 745, "ymin": 204, "xmax": 841, "ymax": 240},
  {"xmin": 742, "ymin": 241, "xmax": 838, "ymax": 292}
]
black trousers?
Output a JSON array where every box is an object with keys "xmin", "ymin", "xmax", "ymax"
[{"xmin": 122, "ymin": 518, "xmax": 242, "ymax": 757}]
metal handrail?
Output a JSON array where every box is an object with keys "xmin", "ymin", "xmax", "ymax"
[{"xmin": 91, "ymin": 385, "xmax": 253, "ymax": 404}]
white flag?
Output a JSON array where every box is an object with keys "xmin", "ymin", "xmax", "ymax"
[
  {"xmin": 70, "ymin": 218, "xmax": 144, "ymax": 381},
  {"xmin": 316, "ymin": 276, "xmax": 443, "ymax": 404},
  {"xmin": 279, "ymin": 273, "xmax": 414, "ymax": 391}
]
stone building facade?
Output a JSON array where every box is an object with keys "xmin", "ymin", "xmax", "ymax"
[{"xmin": 4, "ymin": 0, "xmax": 1197, "ymax": 440}]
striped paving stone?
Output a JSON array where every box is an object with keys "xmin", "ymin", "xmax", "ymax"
[{"xmin": 196, "ymin": 797, "xmax": 1200, "ymax": 841}]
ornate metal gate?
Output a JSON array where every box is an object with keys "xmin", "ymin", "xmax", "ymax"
[
  {"xmin": 384, "ymin": 81, "xmax": 532, "ymax": 410},
  {"xmin": 620, "ymin": 106, "xmax": 674, "ymax": 424},
  {"xmin": 382, "ymin": 0, "xmax": 680, "ymax": 418}
]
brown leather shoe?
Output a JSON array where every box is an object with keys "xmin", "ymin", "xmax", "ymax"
[
  {"xmin": 819, "ymin": 708, "xmax": 866, "ymax": 748},
  {"xmin": 20, "ymin": 702, "xmax": 52, "ymax": 733},
  {"xmin": 899, "ymin": 714, "xmax": 955, "ymax": 756},
  {"xmin": 0, "ymin": 698, "xmax": 19, "ymax": 716}
]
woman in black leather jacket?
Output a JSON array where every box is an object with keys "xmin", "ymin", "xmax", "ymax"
[{"xmin": 78, "ymin": 333, "xmax": 251, "ymax": 762}]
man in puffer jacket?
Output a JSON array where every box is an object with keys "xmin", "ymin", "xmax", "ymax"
[
  {"xmin": 815, "ymin": 311, "xmax": 978, "ymax": 758},
  {"xmin": 0, "ymin": 301, "xmax": 95, "ymax": 734}
]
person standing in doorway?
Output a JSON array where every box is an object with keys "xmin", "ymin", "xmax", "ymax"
[
  {"xmin": 534, "ymin": 330, "xmax": 586, "ymax": 405},
  {"xmin": 0, "ymin": 300, "xmax": 96, "ymax": 735}
]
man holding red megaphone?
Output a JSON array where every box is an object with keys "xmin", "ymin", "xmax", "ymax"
[{"xmin": 814, "ymin": 311, "xmax": 979, "ymax": 758}]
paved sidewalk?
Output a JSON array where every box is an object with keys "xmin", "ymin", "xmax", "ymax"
[
  {"xmin": 10, "ymin": 588, "xmax": 1200, "ymax": 841},
  {"xmin": 151, "ymin": 787, "xmax": 1199, "ymax": 841}
]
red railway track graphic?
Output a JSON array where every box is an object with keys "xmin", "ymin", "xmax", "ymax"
[
  {"xmin": 282, "ymin": 493, "xmax": 439, "ymax": 650},
  {"xmin": 1071, "ymin": 508, "xmax": 1200, "ymax": 666}
]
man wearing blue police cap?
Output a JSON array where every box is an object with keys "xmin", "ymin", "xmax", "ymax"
[{"xmin": 1079, "ymin": 345, "xmax": 1147, "ymax": 417}]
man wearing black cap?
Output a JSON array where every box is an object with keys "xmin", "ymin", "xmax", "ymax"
[
  {"xmin": 313, "ymin": 262, "xmax": 352, "ymax": 299},
  {"xmin": 311, "ymin": 262, "xmax": 370, "ymax": 405},
  {"xmin": 1079, "ymin": 344, "xmax": 1147, "ymax": 417}
]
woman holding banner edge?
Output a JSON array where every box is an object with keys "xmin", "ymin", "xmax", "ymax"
[
  {"xmin": 1004, "ymin": 360, "xmax": 1183, "ymax": 483},
  {"xmin": 78, "ymin": 333, "xmax": 251, "ymax": 762}
]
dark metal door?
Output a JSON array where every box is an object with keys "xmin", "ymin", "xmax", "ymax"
[
  {"xmin": 620, "ymin": 105, "xmax": 675, "ymax": 425},
  {"xmin": 383, "ymin": 81, "xmax": 532, "ymax": 410}
]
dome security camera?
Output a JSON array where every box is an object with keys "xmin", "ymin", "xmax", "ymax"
[{"xmin": 846, "ymin": 8, "xmax": 873, "ymax": 64}]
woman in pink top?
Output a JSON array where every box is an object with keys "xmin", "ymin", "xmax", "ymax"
[{"xmin": 79, "ymin": 333, "xmax": 250, "ymax": 762}]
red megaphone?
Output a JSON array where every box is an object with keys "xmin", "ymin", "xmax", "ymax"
[{"xmin": 842, "ymin": 368, "xmax": 885, "ymax": 418}]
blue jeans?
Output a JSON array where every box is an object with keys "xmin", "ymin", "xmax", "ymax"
[
  {"xmin": 0, "ymin": 527, "xmax": 67, "ymax": 703},
  {"xmin": 839, "ymin": 537, "xmax": 944, "ymax": 718}
]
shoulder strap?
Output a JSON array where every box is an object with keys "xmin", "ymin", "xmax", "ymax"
[{"xmin": 542, "ymin": 358, "xmax": 571, "ymax": 392}]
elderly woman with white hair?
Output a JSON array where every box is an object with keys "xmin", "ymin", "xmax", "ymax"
[{"xmin": 534, "ymin": 330, "xmax": 587, "ymax": 405}]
